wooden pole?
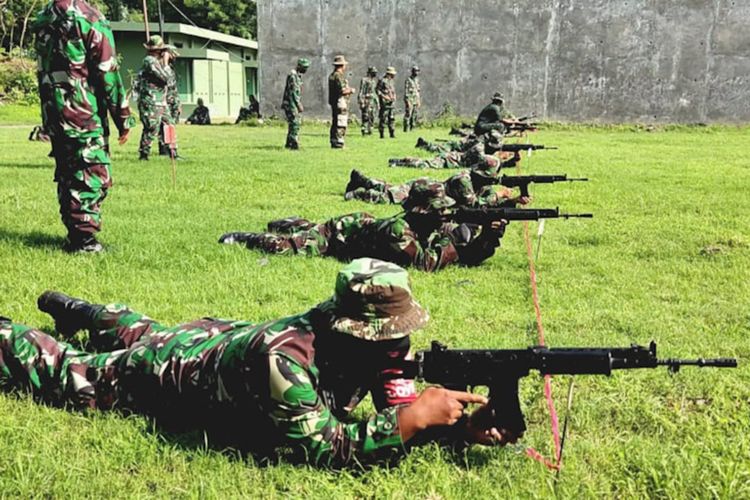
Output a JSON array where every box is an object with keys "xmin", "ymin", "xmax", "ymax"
[{"xmin": 142, "ymin": 0, "xmax": 150, "ymax": 39}]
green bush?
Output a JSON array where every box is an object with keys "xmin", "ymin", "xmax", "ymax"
[{"xmin": 0, "ymin": 53, "xmax": 39, "ymax": 105}]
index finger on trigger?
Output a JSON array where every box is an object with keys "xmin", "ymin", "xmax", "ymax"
[{"xmin": 447, "ymin": 390, "xmax": 488, "ymax": 405}]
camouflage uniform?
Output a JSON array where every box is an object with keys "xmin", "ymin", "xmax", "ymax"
[
  {"xmin": 281, "ymin": 61, "xmax": 307, "ymax": 149},
  {"xmin": 345, "ymin": 168, "xmax": 512, "ymax": 208},
  {"xmin": 137, "ymin": 44, "xmax": 173, "ymax": 158},
  {"xmin": 158, "ymin": 61, "xmax": 180, "ymax": 155},
  {"xmin": 33, "ymin": 0, "xmax": 133, "ymax": 249},
  {"xmin": 390, "ymin": 141, "xmax": 518, "ymax": 171},
  {"xmin": 0, "ymin": 259, "xmax": 429, "ymax": 467},
  {"xmin": 329, "ymin": 60, "xmax": 352, "ymax": 148},
  {"xmin": 403, "ymin": 69, "xmax": 421, "ymax": 132},
  {"xmin": 221, "ymin": 183, "xmax": 506, "ymax": 272},
  {"xmin": 358, "ymin": 69, "xmax": 379, "ymax": 135},
  {"xmin": 377, "ymin": 70, "xmax": 397, "ymax": 138}
]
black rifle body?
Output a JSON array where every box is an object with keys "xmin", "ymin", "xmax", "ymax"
[{"xmin": 400, "ymin": 342, "xmax": 736, "ymax": 436}]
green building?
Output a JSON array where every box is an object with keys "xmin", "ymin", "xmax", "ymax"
[{"xmin": 111, "ymin": 22, "xmax": 258, "ymax": 121}]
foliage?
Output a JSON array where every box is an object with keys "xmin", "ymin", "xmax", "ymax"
[
  {"xmin": 0, "ymin": 123, "xmax": 748, "ymax": 497},
  {"xmin": 0, "ymin": 52, "xmax": 38, "ymax": 104}
]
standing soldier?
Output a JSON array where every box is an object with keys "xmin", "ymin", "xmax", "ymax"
[
  {"xmin": 358, "ymin": 66, "xmax": 378, "ymax": 136},
  {"xmin": 377, "ymin": 67, "xmax": 397, "ymax": 139},
  {"xmin": 33, "ymin": 0, "xmax": 133, "ymax": 253},
  {"xmin": 328, "ymin": 55, "xmax": 355, "ymax": 149},
  {"xmin": 403, "ymin": 66, "xmax": 421, "ymax": 132},
  {"xmin": 137, "ymin": 35, "xmax": 174, "ymax": 161},
  {"xmin": 281, "ymin": 58, "xmax": 310, "ymax": 150},
  {"xmin": 159, "ymin": 46, "xmax": 182, "ymax": 157}
]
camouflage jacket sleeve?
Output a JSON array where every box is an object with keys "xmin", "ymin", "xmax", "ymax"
[
  {"xmin": 142, "ymin": 55, "xmax": 173, "ymax": 86},
  {"xmin": 383, "ymin": 217, "xmax": 459, "ymax": 272},
  {"xmin": 267, "ymin": 352, "xmax": 405, "ymax": 466},
  {"xmin": 283, "ymin": 72, "xmax": 302, "ymax": 112},
  {"xmin": 358, "ymin": 78, "xmax": 368, "ymax": 108},
  {"xmin": 82, "ymin": 15, "xmax": 133, "ymax": 133}
]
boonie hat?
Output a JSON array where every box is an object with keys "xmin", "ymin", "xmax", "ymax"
[
  {"xmin": 385, "ymin": 66, "xmax": 397, "ymax": 75},
  {"xmin": 492, "ymin": 92, "xmax": 505, "ymax": 101},
  {"xmin": 297, "ymin": 58, "xmax": 311, "ymax": 68},
  {"xmin": 333, "ymin": 55, "xmax": 348, "ymax": 66},
  {"xmin": 368, "ymin": 66, "xmax": 378, "ymax": 74},
  {"xmin": 402, "ymin": 180, "xmax": 456, "ymax": 213},
  {"xmin": 318, "ymin": 258, "xmax": 429, "ymax": 341},
  {"xmin": 143, "ymin": 34, "xmax": 173, "ymax": 51}
]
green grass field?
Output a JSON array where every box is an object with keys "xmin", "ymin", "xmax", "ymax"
[{"xmin": 1, "ymin": 113, "xmax": 749, "ymax": 498}]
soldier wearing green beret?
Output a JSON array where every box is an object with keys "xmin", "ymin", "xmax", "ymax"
[
  {"xmin": 1, "ymin": 259, "xmax": 515, "ymax": 467},
  {"xmin": 281, "ymin": 58, "xmax": 310, "ymax": 149}
]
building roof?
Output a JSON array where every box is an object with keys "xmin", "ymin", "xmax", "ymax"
[{"xmin": 111, "ymin": 21, "xmax": 258, "ymax": 50}]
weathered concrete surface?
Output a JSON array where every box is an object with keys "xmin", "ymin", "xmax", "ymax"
[{"xmin": 258, "ymin": 0, "xmax": 750, "ymax": 123}]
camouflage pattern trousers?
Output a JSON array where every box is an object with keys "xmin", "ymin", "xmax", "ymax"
[
  {"xmin": 139, "ymin": 103, "xmax": 171, "ymax": 156},
  {"xmin": 330, "ymin": 109, "xmax": 348, "ymax": 148},
  {"xmin": 404, "ymin": 102, "xmax": 419, "ymax": 132},
  {"xmin": 0, "ymin": 307, "xmax": 246, "ymax": 413},
  {"xmin": 285, "ymin": 109, "xmax": 301, "ymax": 148},
  {"xmin": 247, "ymin": 212, "xmax": 376, "ymax": 257},
  {"xmin": 379, "ymin": 105, "xmax": 395, "ymax": 136},
  {"xmin": 53, "ymin": 144, "xmax": 112, "ymax": 241},
  {"xmin": 361, "ymin": 104, "xmax": 376, "ymax": 135}
]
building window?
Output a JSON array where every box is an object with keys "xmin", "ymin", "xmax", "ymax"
[{"xmin": 175, "ymin": 59, "xmax": 193, "ymax": 103}]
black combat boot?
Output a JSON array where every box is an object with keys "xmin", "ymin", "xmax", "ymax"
[
  {"xmin": 389, "ymin": 129, "xmax": 396, "ymax": 139},
  {"xmin": 63, "ymin": 234, "xmax": 103, "ymax": 253},
  {"xmin": 345, "ymin": 169, "xmax": 366, "ymax": 193},
  {"xmin": 37, "ymin": 291, "xmax": 103, "ymax": 337},
  {"xmin": 415, "ymin": 137, "xmax": 427, "ymax": 148},
  {"xmin": 379, "ymin": 129, "xmax": 384, "ymax": 139},
  {"xmin": 139, "ymin": 152, "xmax": 149, "ymax": 161}
]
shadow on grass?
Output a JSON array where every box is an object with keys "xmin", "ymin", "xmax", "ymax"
[
  {"xmin": 0, "ymin": 228, "xmax": 65, "ymax": 250},
  {"xmin": 0, "ymin": 161, "xmax": 52, "ymax": 170}
]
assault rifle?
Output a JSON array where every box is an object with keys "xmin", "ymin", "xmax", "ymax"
[
  {"xmin": 491, "ymin": 174, "xmax": 588, "ymax": 197},
  {"xmin": 398, "ymin": 341, "xmax": 737, "ymax": 436},
  {"xmin": 495, "ymin": 143, "xmax": 557, "ymax": 153},
  {"xmin": 442, "ymin": 206, "xmax": 593, "ymax": 224}
]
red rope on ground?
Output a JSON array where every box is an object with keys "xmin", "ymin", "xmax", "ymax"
[{"xmin": 515, "ymin": 149, "xmax": 562, "ymax": 471}]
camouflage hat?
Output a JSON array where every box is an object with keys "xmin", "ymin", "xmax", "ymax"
[
  {"xmin": 318, "ymin": 258, "xmax": 429, "ymax": 341},
  {"xmin": 386, "ymin": 66, "xmax": 397, "ymax": 75},
  {"xmin": 492, "ymin": 92, "xmax": 505, "ymax": 102},
  {"xmin": 402, "ymin": 179, "xmax": 456, "ymax": 213},
  {"xmin": 297, "ymin": 58, "xmax": 311, "ymax": 68},
  {"xmin": 472, "ymin": 154, "xmax": 501, "ymax": 179},
  {"xmin": 333, "ymin": 55, "xmax": 348, "ymax": 66},
  {"xmin": 143, "ymin": 35, "xmax": 170, "ymax": 51},
  {"xmin": 411, "ymin": 65, "xmax": 420, "ymax": 73},
  {"xmin": 368, "ymin": 66, "xmax": 378, "ymax": 74}
]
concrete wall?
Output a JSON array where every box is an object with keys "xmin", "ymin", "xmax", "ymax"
[{"xmin": 258, "ymin": 0, "xmax": 750, "ymax": 123}]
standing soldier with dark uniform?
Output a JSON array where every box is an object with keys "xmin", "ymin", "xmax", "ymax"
[
  {"xmin": 474, "ymin": 92, "xmax": 519, "ymax": 137},
  {"xmin": 358, "ymin": 66, "xmax": 378, "ymax": 136},
  {"xmin": 328, "ymin": 55, "xmax": 355, "ymax": 149},
  {"xmin": 403, "ymin": 66, "xmax": 421, "ymax": 132},
  {"xmin": 33, "ymin": 0, "xmax": 133, "ymax": 253},
  {"xmin": 137, "ymin": 35, "xmax": 174, "ymax": 161},
  {"xmin": 281, "ymin": 58, "xmax": 310, "ymax": 150},
  {"xmin": 377, "ymin": 66, "xmax": 397, "ymax": 139}
]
